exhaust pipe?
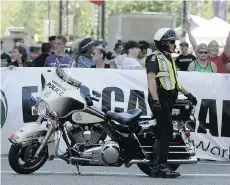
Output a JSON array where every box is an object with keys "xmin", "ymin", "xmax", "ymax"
[
  {"xmin": 125, "ymin": 156, "xmax": 197, "ymax": 168},
  {"xmin": 125, "ymin": 159, "xmax": 151, "ymax": 168},
  {"xmin": 70, "ymin": 156, "xmax": 100, "ymax": 162}
]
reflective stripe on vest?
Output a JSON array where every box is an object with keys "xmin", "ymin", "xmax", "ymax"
[{"xmin": 154, "ymin": 50, "xmax": 182, "ymax": 91}]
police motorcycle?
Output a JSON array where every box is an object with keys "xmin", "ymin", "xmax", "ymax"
[{"xmin": 8, "ymin": 56, "xmax": 197, "ymax": 176}]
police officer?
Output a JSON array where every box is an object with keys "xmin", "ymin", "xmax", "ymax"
[{"xmin": 145, "ymin": 28, "xmax": 197, "ymax": 178}]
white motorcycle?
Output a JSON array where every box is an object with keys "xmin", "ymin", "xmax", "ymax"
[{"xmin": 8, "ymin": 56, "xmax": 197, "ymax": 176}]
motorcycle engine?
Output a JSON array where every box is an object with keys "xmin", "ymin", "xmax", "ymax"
[
  {"xmin": 66, "ymin": 123, "xmax": 106, "ymax": 145},
  {"xmin": 101, "ymin": 141, "xmax": 120, "ymax": 165}
]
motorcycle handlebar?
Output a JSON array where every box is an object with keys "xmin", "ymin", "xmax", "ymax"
[
  {"xmin": 84, "ymin": 93, "xmax": 99, "ymax": 102},
  {"xmin": 90, "ymin": 97, "xmax": 99, "ymax": 102}
]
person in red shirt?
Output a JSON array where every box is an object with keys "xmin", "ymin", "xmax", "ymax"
[
  {"xmin": 184, "ymin": 20, "xmax": 230, "ymax": 73},
  {"xmin": 207, "ymin": 40, "xmax": 229, "ymax": 73}
]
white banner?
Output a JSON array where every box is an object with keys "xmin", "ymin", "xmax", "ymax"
[{"xmin": 1, "ymin": 67, "xmax": 230, "ymax": 161}]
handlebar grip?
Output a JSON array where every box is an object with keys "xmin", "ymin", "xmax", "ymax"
[{"xmin": 91, "ymin": 97, "xmax": 99, "ymax": 102}]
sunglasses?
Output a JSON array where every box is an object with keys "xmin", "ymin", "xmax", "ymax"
[
  {"xmin": 169, "ymin": 40, "xmax": 175, "ymax": 44},
  {"xmin": 198, "ymin": 51, "xmax": 208, "ymax": 54},
  {"xmin": 180, "ymin": 44, "xmax": 188, "ymax": 47}
]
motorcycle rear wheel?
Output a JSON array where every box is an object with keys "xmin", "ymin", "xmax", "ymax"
[
  {"xmin": 8, "ymin": 143, "xmax": 48, "ymax": 174},
  {"xmin": 137, "ymin": 164, "xmax": 180, "ymax": 176}
]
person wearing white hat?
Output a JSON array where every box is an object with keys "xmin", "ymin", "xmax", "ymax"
[{"xmin": 145, "ymin": 28, "xmax": 197, "ymax": 178}]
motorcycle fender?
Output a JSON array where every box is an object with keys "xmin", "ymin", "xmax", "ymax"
[
  {"xmin": 9, "ymin": 123, "xmax": 56, "ymax": 158},
  {"xmin": 9, "ymin": 123, "xmax": 48, "ymax": 144}
]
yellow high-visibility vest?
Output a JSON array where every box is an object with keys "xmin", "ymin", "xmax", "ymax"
[{"xmin": 154, "ymin": 50, "xmax": 182, "ymax": 91}]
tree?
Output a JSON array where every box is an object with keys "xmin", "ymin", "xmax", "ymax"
[
  {"xmin": 1, "ymin": 1, "xmax": 48, "ymax": 40},
  {"xmin": 1, "ymin": 1, "xmax": 22, "ymax": 35},
  {"xmin": 1, "ymin": 0, "xmax": 229, "ymax": 41}
]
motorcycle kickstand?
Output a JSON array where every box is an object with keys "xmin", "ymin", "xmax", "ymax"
[{"xmin": 73, "ymin": 161, "xmax": 81, "ymax": 175}]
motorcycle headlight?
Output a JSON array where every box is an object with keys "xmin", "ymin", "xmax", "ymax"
[{"xmin": 38, "ymin": 100, "xmax": 50, "ymax": 117}]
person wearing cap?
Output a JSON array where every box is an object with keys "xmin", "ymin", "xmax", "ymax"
[
  {"xmin": 1, "ymin": 41, "xmax": 12, "ymax": 67},
  {"xmin": 76, "ymin": 38, "xmax": 96, "ymax": 68},
  {"xmin": 187, "ymin": 43, "xmax": 217, "ymax": 73},
  {"xmin": 113, "ymin": 43, "xmax": 123, "ymax": 58},
  {"xmin": 119, "ymin": 40, "xmax": 143, "ymax": 69},
  {"xmin": 146, "ymin": 28, "xmax": 197, "ymax": 178},
  {"xmin": 137, "ymin": 40, "xmax": 152, "ymax": 67},
  {"xmin": 175, "ymin": 41, "xmax": 196, "ymax": 71}
]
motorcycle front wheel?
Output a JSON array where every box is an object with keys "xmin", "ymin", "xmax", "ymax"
[
  {"xmin": 8, "ymin": 143, "xmax": 48, "ymax": 174},
  {"xmin": 137, "ymin": 164, "xmax": 180, "ymax": 176}
]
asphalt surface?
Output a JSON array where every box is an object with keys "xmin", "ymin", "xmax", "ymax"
[{"xmin": 1, "ymin": 156, "xmax": 230, "ymax": 185}]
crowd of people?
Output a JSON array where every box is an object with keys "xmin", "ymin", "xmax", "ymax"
[{"xmin": 1, "ymin": 21, "xmax": 230, "ymax": 73}]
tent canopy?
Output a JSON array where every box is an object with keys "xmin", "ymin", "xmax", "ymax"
[
  {"xmin": 175, "ymin": 15, "xmax": 229, "ymax": 47},
  {"xmin": 175, "ymin": 14, "xmax": 210, "ymax": 36},
  {"xmin": 191, "ymin": 16, "xmax": 230, "ymax": 38}
]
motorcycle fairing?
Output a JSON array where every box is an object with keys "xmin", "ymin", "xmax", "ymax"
[{"xmin": 39, "ymin": 69, "xmax": 87, "ymax": 118}]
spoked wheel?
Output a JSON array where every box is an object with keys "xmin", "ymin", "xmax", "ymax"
[
  {"xmin": 137, "ymin": 164, "xmax": 180, "ymax": 176},
  {"xmin": 8, "ymin": 143, "xmax": 48, "ymax": 174}
]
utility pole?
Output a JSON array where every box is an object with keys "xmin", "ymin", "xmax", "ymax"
[
  {"xmin": 181, "ymin": 0, "xmax": 187, "ymax": 40},
  {"xmin": 101, "ymin": 1, "xmax": 105, "ymax": 46},
  {"xmin": 59, "ymin": 0, "xmax": 63, "ymax": 35}
]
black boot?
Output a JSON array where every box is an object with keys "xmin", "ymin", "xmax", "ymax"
[{"xmin": 154, "ymin": 163, "xmax": 181, "ymax": 178}]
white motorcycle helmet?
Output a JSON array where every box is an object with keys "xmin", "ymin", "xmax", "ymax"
[{"xmin": 154, "ymin": 28, "xmax": 178, "ymax": 52}]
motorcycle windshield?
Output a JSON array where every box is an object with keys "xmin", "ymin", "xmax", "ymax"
[
  {"xmin": 39, "ymin": 56, "xmax": 87, "ymax": 118},
  {"xmin": 55, "ymin": 55, "xmax": 82, "ymax": 89}
]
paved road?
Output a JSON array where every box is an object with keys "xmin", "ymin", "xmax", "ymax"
[{"xmin": 1, "ymin": 157, "xmax": 230, "ymax": 185}]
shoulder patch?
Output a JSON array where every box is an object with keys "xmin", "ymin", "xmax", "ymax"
[{"xmin": 151, "ymin": 55, "xmax": 156, "ymax": 62}]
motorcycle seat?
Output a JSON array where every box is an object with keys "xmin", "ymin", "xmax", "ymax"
[{"xmin": 106, "ymin": 108, "xmax": 142, "ymax": 125}]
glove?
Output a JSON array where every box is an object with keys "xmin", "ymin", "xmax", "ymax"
[
  {"xmin": 186, "ymin": 93, "xmax": 197, "ymax": 106},
  {"xmin": 151, "ymin": 100, "xmax": 161, "ymax": 118},
  {"xmin": 152, "ymin": 100, "xmax": 161, "ymax": 110}
]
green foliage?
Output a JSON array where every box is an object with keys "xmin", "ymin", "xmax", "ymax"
[
  {"xmin": 1, "ymin": 0, "xmax": 229, "ymax": 41},
  {"xmin": 1, "ymin": 1, "xmax": 47, "ymax": 40},
  {"xmin": 203, "ymin": 0, "xmax": 214, "ymax": 19},
  {"xmin": 1, "ymin": 1, "xmax": 22, "ymax": 34},
  {"xmin": 228, "ymin": 1, "xmax": 230, "ymax": 23},
  {"xmin": 74, "ymin": 2, "xmax": 94, "ymax": 39},
  {"xmin": 49, "ymin": 1, "xmax": 60, "ymax": 37}
]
